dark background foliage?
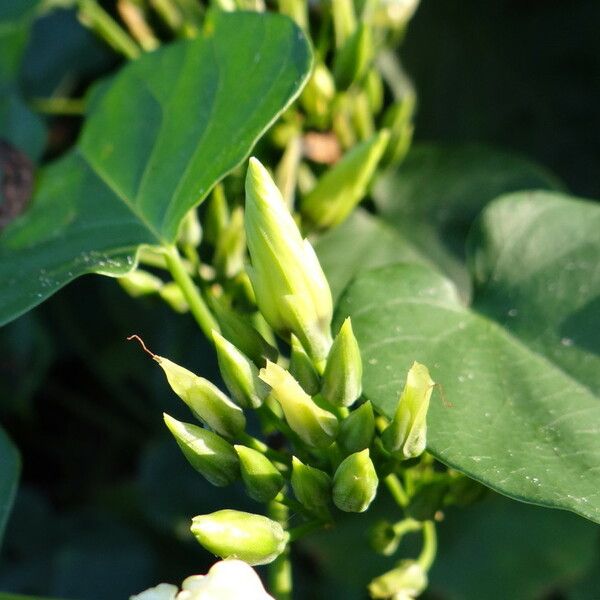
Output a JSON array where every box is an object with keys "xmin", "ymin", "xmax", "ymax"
[{"xmin": 1, "ymin": 1, "xmax": 599, "ymax": 598}]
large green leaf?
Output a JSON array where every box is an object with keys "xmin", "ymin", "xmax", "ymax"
[
  {"xmin": 0, "ymin": 10, "xmax": 311, "ymax": 326},
  {"xmin": 372, "ymin": 143, "xmax": 561, "ymax": 297},
  {"xmin": 336, "ymin": 192, "xmax": 600, "ymax": 522},
  {"xmin": 0, "ymin": 427, "xmax": 19, "ymax": 545}
]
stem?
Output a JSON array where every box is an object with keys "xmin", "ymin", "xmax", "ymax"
[
  {"xmin": 288, "ymin": 518, "xmax": 325, "ymax": 542},
  {"xmin": 274, "ymin": 492, "xmax": 312, "ymax": 517},
  {"xmin": 237, "ymin": 432, "xmax": 289, "ymax": 465},
  {"xmin": 417, "ymin": 521, "xmax": 437, "ymax": 572},
  {"xmin": 392, "ymin": 517, "xmax": 422, "ymax": 537},
  {"xmin": 31, "ymin": 97, "xmax": 86, "ymax": 116},
  {"xmin": 268, "ymin": 500, "xmax": 293, "ymax": 600},
  {"xmin": 385, "ymin": 473, "xmax": 409, "ymax": 508},
  {"xmin": 163, "ymin": 245, "xmax": 219, "ymax": 339},
  {"xmin": 77, "ymin": 0, "xmax": 141, "ymax": 60}
]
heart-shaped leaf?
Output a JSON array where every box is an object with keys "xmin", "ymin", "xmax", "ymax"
[
  {"xmin": 0, "ymin": 426, "xmax": 19, "ymax": 546},
  {"xmin": 0, "ymin": 10, "xmax": 312, "ymax": 326},
  {"xmin": 336, "ymin": 191, "xmax": 600, "ymax": 523}
]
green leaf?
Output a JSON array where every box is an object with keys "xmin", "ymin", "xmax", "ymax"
[
  {"xmin": 372, "ymin": 143, "xmax": 562, "ymax": 297},
  {"xmin": 336, "ymin": 191, "xmax": 600, "ymax": 523},
  {"xmin": 0, "ymin": 10, "xmax": 312, "ymax": 326},
  {"xmin": 0, "ymin": 426, "xmax": 20, "ymax": 546}
]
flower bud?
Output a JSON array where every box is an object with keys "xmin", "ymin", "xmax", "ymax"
[
  {"xmin": 213, "ymin": 331, "xmax": 269, "ymax": 409},
  {"xmin": 370, "ymin": 0, "xmax": 421, "ymax": 31},
  {"xmin": 178, "ymin": 207, "xmax": 202, "ymax": 247},
  {"xmin": 204, "ymin": 183, "xmax": 229, "ymax": 246},
  {"xmin": 234, "ymin": 445, "xmax": 284, "ymax": 503},
  {"xmin": 158, "ymin": 282, "xmax": 189, "ymax": 313},
  {"xmin": 381, "ymin": 93, "xmax": 415, "ymax": 168},
  {"xmin": 369, "ymin": 520, "xmax": 400, "ymax": 557},
  {"xmin": 338, "ymin": 401, "xmax": 375, "ymax": 454},
  {"xmin": 368, "ymin": 560, "xmax": 427, "ymax": 600},
  {"xmin": 332, "ymin": 449, "xmax": 378, "ymax": 512},
  {"xmin": 290, "ymin": 456, "xmax": 332, "ymax": 520},
  {"xmin": 289, "ymin": 334, "xmax": 320, "ymax": 395},
  {"xmin": 156, "ymin": 356, "xmax": 245, "ymax": 438},
  {"xmin": 259, "ymin": 361, "xmax": 338, "ymax": 449},
  {"xmin": 130, "ymin": 582, "xmax": 178, "ymax": 600},
  {"xmin": 191, "ymin": 510, "xmax": 289, "ymax": 566},
  {"xmin": 118, "ymin": 270, "xmax": 163, "ymax": 297},
  {"xmin": 163, "ymin": 414, "xmax": 239, "ymax": 487},
  {"xmin": 301, "ymin": 130, "xmax": 390, "ymax": 230},
  {"xmin": 381, "ymin": 362, "xmax": 434, "ymax": 460},
  {"xmin": 365, "ymin": 69, "xmax": 384, "ymax": 114},
  {"xmin": 321, "ymin": 318, "xmax": 362, "ymax": 407},
  {"xmin": 245, "ymin": 157, "xmax": 334, "ymax": 364},
  {"xmin": 333, "ymin": 23, "xmax": 373, "ymax": 90},
  {"xmin": 300, "ymin": 62, "xmax": 335, "ymax": 127},
  {"xmin": 208, "ymin": 296, "xmax": 278, "ymax": 366},
  {"xmin": 214, "ymin": 206, "xmax": 246, "ymax": 279}
]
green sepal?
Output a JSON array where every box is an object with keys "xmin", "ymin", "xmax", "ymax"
[
  {"xmin": 338, "ymin": 400, "xmax": 375, "ymax": 454},
  {"xmin": 332, "ymin": 448, "xmax": 378, "ymax": 513},
  {"xmin": 163, "ymin": 413, "xmax": 239, "ymax": 487},
  {"xmin": 156, "ymin": 356, "xmax": 245, "ymax": 438},
  {"xmin": 321, "ymin": 317, "xmax": 362, "ymax": 407},
  {"xmin": 333, "ymin": 23, "xmax": 373, "ymax": 90},
  {"xmin": 290, "ymin": 456, "xmax": 332, "ymax": 520},
  {"xmin": 213, "ymin": 331, "xmax": 269, "ymax": 409},
  {"xmin": 235, "ymin": 445, "xmax": 285, "ymax": 502},
  {"xmin": 289, "ymin": 334, "xmax": 320, "ymax": 395},
  {"xmin": 191, "ymin": 509, "xmax": 289, "ymax": 566},
  {"xmin": 301, "ymin": 129, "xmax": 390, "ymax": 230}
]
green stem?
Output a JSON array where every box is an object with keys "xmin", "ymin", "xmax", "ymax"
[
  {"xmin": 385, "ymin": 473, "xmax": 409, "ymax": 508},
  {"xmin": 288, "ymin": 518, "xmax": 325, "ymax": 542},
  {"xmin": 268, "ymin": 500, "xmax": 293, "ymax": 600},
  {"xmin": 163, "ymin": 245, "xmax": 219, "ymax": 339},
  {"xmin": 274, "ymin": 492, "xmax": 312, "ymax": 517},
  {"xmin": 392, "ymin": 517, "xmax": 422, "ymax": 537},
  {"xmin": 237, "ymin": 432, "xmax": 289, "ymax": 465},
  {"xmin": 31, "ymin": 97, "xmax": 86, "ymax": 116},
  {"xmin": 77, "ymin": 0, "xmax": 141, "ymax": 59},
  {"xmin": 417, "ymin": 521, "xmax": 437, "ymax": 572}
]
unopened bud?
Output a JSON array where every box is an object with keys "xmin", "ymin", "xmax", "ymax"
[
  {"xmin": 289, "ymin": 335, "xmax": 320, "ymax": 395},
  {"xmin": 259, "ymin": 361, "xmax": 338, "ymax": 449},
  {"xmin": 209, "ymin": 295, "xmax": 278, "ymax": 366},
  {"xmin": 118, "ymin": 270, "xmax": 163, "ymax": 297},
  {"xmin": 301, "ymin": 130, "xmax": 390, "ymax": 230},
  {"xmin": 158, "ymin": 282, "xmax": 189, "ymax": 313},
  {"xmin": 290, "ymin": 456, "xmax": 332, "ymax": 520},
  {"xmin": 214, "ymin": 206, "xmax": 246, "ymax": 279},
  {"xmin": 204, "ymin": 183, "xmax": 229, "ymax": 246},
  {"xmin": 322, "ymin": 318, "xmax": 362, "ymax": 407},
  {"xmin": 213, "ymin": 331, "xmax": 269, "ymax": 409},
  {"xmin": 369, "ymin": 520, "xmax": 400, "ymax": 556},
  {"xmin": 365, "ymin": 69, "xmax": 384, "ymax": 114},
  {"xmin": 156, "ymin": 356, "xmax": 245, "ymax": 438},
  {"xmin": 368, "ymin": 560, "xmax": 427, "ymax": 600},
  {"xmin": 332, "ymin": 448, "xmax": 378, "ymax": 512},
  {"xmin": 338, "ymin": 401, "xmax": 374, "ymax": 454},
  {"xmin": 178, "ymin": 207, "xmax": 202, "ymax": 247},
  {"xmin": 191, "ymin": 510, "xmax": 289, "ymax": 566},
  {"xmin": 300, "ymin": 62, "xmax": 335, "ymax": 127},
  {"xmin": 382, "ymin": 362, "xmax": 434, "ymax": 460},
  {"xmin": 381, "ymin": 93, "xmax": 415, "ymax": 168},
  {"xmin": 333, "ymin": 23, "xmax": 373, "ymax": 90},
  {"xmin": 163, "ymin": 413, "xmax": 239, "ymax": 487},
  {"xmin": 245, "ymin": 158, "xmax": 334, "ymax": 364},
  {"xmin": 234, "ymin": 445, "xmax": 284, "ymax": 502}
]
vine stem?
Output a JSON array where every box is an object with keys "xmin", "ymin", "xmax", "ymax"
[
  {"xmin": 384, "ymin": 473, "xmax": 409, "ymax": 508},
  {"xmin": 268, "ymin": 500, "xmax": 292, "ymax": 600},
  {"xmin": 417, "ymin": 521, "xmax": 437, "ymax": 572},
  {"xmin": 162, "ymin": 245, "xmax": 220, "ymax": 340}
]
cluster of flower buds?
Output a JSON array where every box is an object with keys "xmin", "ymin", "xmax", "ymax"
[{"xmin": 139, "ymin": 160, "xmax": 434, "ymax": 572}]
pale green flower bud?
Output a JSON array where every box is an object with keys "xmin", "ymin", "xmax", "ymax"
[
  {"xmin": 365, "ymin": 69, "xmax": 384, "ymax": 114},
  {"xmin": 381, "ymin": 94, "xmax": 415, "ymax": 168},
  {"xmin": 338, "ymin": 401, "xmax": 375, "ymax": 454},
  {"xmin": 191, "ymin": 510, "xmax": 289, "ymax": 566},
  {"xmin": 301, "ymin": 130, "xmax": 390, "ymax": 230},
  {"xmin": 333, "ymin": 23, "xmax": 373, "ymax": 90},
  {"xmin": 234, "ymin": 445, "xmax": 284, "ymax": 502},
  {"xmin": 178, "ymin": 207, "xmax": 202, "ymax": 247},
  {"xmin": 245, "ymin": 157, "xmax": 334, "ymax": 364},
  {"xmin": 209, "ymin": 296, "xmax": 278, "ymax": 366},
  {"xmin": 332, "ymin": 448, "xmax": 378, "ymax": 512},
  {"xmin": 368, "ymin": 560, "xmax": 427, "ymax": 600},
  {"xmin": 370, "ymin": 0, "xmax": 421, "ymax": 31},
  {"xmin": 322, "ymin": 318, "xmax": 362, "ymax": 407},
  {"xmin": 289, "ymin": 334, "xmax": 320, "ymax": 395},
  {"xmin": 156, "ymin": 356, "xmax": 245, "ymax": 438},
  {"xmin": 130, "ymin": 582, "xmax": 178, "ymax": 600},
  {"xmin": 332, "ymin": 0, "xmax": 356, "ymax": 48},
  {"xmin": 214, "ymin": 206, "xmax": 246, "ymax": 279},
  {"xmin": 259, "ymin": 361, "xmax": 338, "ymax": 449},
  {"xmin": 204, "ymin": 183, "xmax": 229, "ymax": 246},
  {"xmin": 300, "ymin": 62, "xmax": 335, "ymax": 126},
  {"xmin": 213, "ymin": 331, "xmax": 269, "ymax": 409},
  {"xmin": 163, "ymin": 414, "xmax": 239, "ymax": 487},
  {"xmin": 290, "ymin": 456, "xmax": 332, "ymax": 520},
  {"xmin": 382, "ymin": 362, "xmax": 434, "ymax": 460},
  {"xmin": 159, "ymin": 282, "xmax": 189, "ymax": 313},
  {"xmin": 118, "ymin": 270, "xmax": 163, "ymax": 297}
]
